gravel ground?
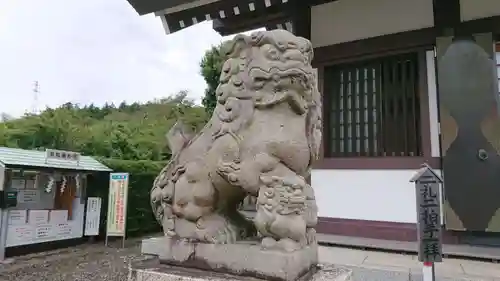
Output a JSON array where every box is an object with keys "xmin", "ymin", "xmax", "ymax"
[{"xmin": 0, "ymin": 238, "xmax": 150, "ymax": 281}]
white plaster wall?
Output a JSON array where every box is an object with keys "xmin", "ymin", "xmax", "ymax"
[
  {"xmin": 312, "ymin": 169, "xmax": 444, "ymax": 224},
  {"xmin": 460, "ymin": 0, "xmax": 500, "ymax": 22},
  {"xmin": 426, "ymin": 50, "xmax": 441, "ymax": 157},
  {"xmin": 310, "ymin": 0, "xmax": 434, "ymax": 47}
]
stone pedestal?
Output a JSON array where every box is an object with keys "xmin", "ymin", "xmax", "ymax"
[
  {"xmin": 128, "ymin": 256, "xmax": 352, "ymax": 281},
  {"xmin": 141, "ymin": 237, "xmax": 320, "ymax": 281}
]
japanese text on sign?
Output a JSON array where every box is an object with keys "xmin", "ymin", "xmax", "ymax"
[
  {"xmin": 411, "ymin": 164, "xmax": 443, "ymax": 263},
  {"xmin": 45, "ymin": 149, "xmax": 81, "ymax": 163},
  {"xmin": 85, "ymin": 197, "xmax": 102, "ymax": 236},
  {"xmin": 106, "ymin": 173, "xmax": 129, "ymax": 237}
]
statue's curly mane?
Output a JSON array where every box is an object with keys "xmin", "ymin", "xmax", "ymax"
[{"xmin": 217, "ymin": 30, "xmax": 322, "ymax": 164}]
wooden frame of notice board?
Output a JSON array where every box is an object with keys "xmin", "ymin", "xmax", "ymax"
[
  {"xmin": 0, "ymin": 167, "xmax": 89, "ymax": 261},
  {"xmin": 0, "ymin": 147, "xmax": 112, "ymax": 260}
]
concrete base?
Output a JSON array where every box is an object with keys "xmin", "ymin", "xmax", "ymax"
[
  {"xmin": 128, "ymin": 258, "xmax": 352, "ymax": 281},
  {"xmin": 141, "ymin": 237, "xmax": 319, "ymax": 281}
]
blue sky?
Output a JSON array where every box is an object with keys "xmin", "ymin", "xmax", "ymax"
[{"xmin": 0, "ymin": 0, "xmax": 259, "ymax": 117}]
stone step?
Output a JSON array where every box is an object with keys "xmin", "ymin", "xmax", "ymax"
[
  {"xmin": 141, "ymin": 237, "xmax": 318, "ymax": 281},
  {"xmin": 128, "ymin": 264, "xmax": 353, "ymax": 281},
  {"xmin": 137, "ymin": 237, "xmax": 352, "ymax": 281}
]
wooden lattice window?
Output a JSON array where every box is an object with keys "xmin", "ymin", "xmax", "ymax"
[{"xmin": 324, "ymin": 52, "xmax": 422, "ymax": 157}]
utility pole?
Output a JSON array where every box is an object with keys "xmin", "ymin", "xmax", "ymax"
[
  {"xmin": 30, "ymin": 81, "xmax": 40, "ymax": 149},
  {"xmin": 32, "ymin": 81, "xmax": 40, "ymax": 115}
]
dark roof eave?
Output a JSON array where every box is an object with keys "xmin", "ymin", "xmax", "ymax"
[
  {"xmin": 126, "ymin": 0, "xmax": 201, "ymax": 15},
  {"xmin": 4, "ymin": 163, "xmax": 111, "ymax": 173}
]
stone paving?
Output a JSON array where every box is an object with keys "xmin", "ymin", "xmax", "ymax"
[
  {"xmin": 319, "ymin": 246, "xmax": 500, "ymax": 281},
  {"xmin": 0, "ymin": 237, "xmax": 499, "ymax": 281}
]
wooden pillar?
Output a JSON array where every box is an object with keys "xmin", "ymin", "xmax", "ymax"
[
  {"xmin": 433, "ymin": 0, "xmax": 461, "ymax": 36},
  {"xmin": 288, "ymin": 0, "xmax": 311, "ymax": 39}
]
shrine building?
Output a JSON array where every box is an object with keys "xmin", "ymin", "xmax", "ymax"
[{"xmin": 125, "ymin": 0, "xmax": 500, "ymax": 248}]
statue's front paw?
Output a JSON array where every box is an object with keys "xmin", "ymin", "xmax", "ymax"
[
  {"xmin": 210, "ymin": 228, "xmax": 238, "ymax": 244},
  {"xmin": 277, "ymin": 238, "xmax": 301, "ymax": 252},
  {"xmin": 218, "ymin": 161, "xmax": 241, "ymax": 172},
  {"xmin": 196, "ymin": 215, "xmax": 239, "ymax": 244},
  {"xmin": 261, "ymin": 237, "xmax": 277, "ymax": 249},
  {"xmin": 217, "ymin": 161, "xmax": 242, "ymax": 186},
  {"xmin": 198, "ymin": 225, "xmax": 238, "ymax": 244},
  {"xmin": 261, "ymin": 237, "xmax": 301, "ymax": 252},
  {"xmin": 166, "ymin": 230, "xmax": 177, "ymax": 237}
]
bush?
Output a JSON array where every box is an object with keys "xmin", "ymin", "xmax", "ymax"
[
  {"xmin": 97, "ymin": 158, "xmax": 167, "ymax": 173},
  {"xmin": 87, "ymin": 158, "xmax": 167, "ymax": 238}
]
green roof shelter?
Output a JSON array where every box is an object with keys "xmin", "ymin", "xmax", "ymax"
[{"xmin": 0, "ymin": 147, "xmax": 111, "ymax": 259}]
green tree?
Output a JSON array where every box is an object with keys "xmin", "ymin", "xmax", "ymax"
[
  {"xmin": 200, "ymin": 44, "xmax": 226, "ymax": 116},
  {"xmin": 0, "ymin": 91, "xmax": 208, "ymax": 161}
]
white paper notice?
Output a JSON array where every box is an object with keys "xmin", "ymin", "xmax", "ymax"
[
  {"xmin": 25, "ymin": 179, "xmax": 36, "ymax": 189},
  {"xmin": 17, "ymin": 190, "xmax": 40, "ymax": 204},
  {"xmin": 56, "ymin": 223, "xmax": 72, "ymax": 238},
  {"xmin": 85, "ymin": 197, "xmax": 102, "ymax": 236},
  {"xmin": 35, "ymin": 224, "xmax": 54, "ymax": 239},
  {"xmin": 28, "ymin": 210, "xmax": 49, "ymax": 225},
  {"xmin": 8, "ymin": 210, "xmax": 27, "ymax": 225},
  {"xmin": 10, "ymin": 179, "xmax": 25, "ymax": 190},
  {"xmin": 50, "ymin": 210, "xmax": 68, "ymax": 224},
  {"xmin": 13, "ymin": 226, "xmax": 34, "ymax": 240}
]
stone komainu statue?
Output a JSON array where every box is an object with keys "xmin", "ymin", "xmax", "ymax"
[{"xmin": 150, "ymin": 29, "xmax": 322, "ymax": 252}]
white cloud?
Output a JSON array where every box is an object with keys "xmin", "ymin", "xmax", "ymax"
[{"xmin": 0, "ymin": 0, "xmax": 256, "ymax": 117}]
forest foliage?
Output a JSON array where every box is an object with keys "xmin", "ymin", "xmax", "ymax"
[
  {"xmin": 200, "ymin": 44, "xmax": 225, "ymax": 116},
  {"xmin": 0, "ymin": 91, "xmax": 209, "ymax": 161}
]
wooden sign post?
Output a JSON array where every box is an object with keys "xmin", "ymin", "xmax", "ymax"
[
  {"xmin": 410, "ymin": 163, "xmax": 444, "ymax": 281},
  {"xmin": 105, "ymin": 173, "xmax": 129, "ymax": 248}
]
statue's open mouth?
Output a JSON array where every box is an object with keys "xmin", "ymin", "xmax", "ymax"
[
  {"xmin": 246, "ymin": 67, "xmax": 312, "ymax": 115},
  {"xmin": 249, "ymin": 66, "xmax": 310, "ymax": 85}
]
